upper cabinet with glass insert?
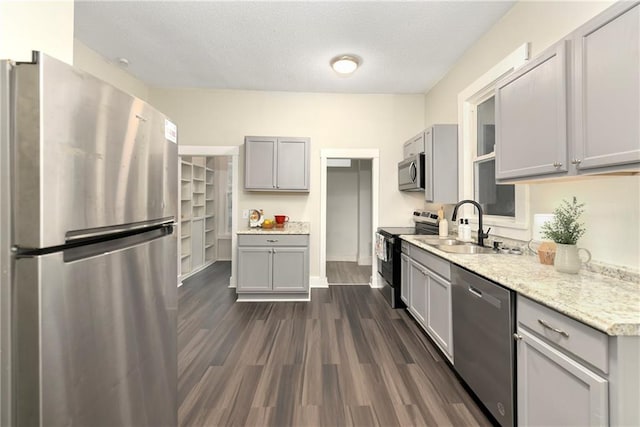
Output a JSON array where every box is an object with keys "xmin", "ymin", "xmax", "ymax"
[{"xmin": 495, "ymin": 2, "xmax": 640, "ymax": 183}]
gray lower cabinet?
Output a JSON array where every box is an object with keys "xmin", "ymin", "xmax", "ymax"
[
  {"xmin": 517, "ymin": 296, "xmax": 609, "ymax": 426},
  {"xmin": 496, "ymin": 2, "xmax": 640, "ymax": 183},
  {"xmin": 408, "ymin": 259, "xmax": 427, "ymax": 325},
  {"xmin": 244, "ymin": 136, "xmax": 310, "ymax": 191},
  {"xmin": 403, "ymin": 242, "xmax": 453, "ymax": 361},
  {"xmin": 517, "ymin": 329, "xmax": 608, "ymax": 427},
  {"xmin": 400, "ymin": 252, "xmax": 410, "ymax": 306},
  {"xmin": 237, "ymin": 234, "xmax": 309, "ymax": 294}
]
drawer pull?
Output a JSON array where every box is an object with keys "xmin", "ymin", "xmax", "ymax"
[
  {"xmin": 267, "ymin": 239, "xmax": 279, "ymax": 242},
  {"xmin": 538, "ymin": 319, "xmax": 570, "ymax": 338},
  {"xmin": 513, "ymin": 333, "xmax": 523, "ymax": 341}
]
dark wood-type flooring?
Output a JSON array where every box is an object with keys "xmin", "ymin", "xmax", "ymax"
[
  {"xmin": 326, "ymin": 261, "xmax": 371, "ymax": 284},
  {"xmin": 178, "ymin": 261, "xmax": 492, "ymax": 426}
]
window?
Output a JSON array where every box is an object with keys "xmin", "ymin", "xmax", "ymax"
[
  {"xmin": 473, "ymin": 96, "xmax": 515, "ymax": 217},
  {"xmin": 457, "ymin": 43, "xmax": 530, "ymax": 240}
]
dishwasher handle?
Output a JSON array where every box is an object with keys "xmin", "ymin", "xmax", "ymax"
[{"xmin": 468, "ymin": 286, "xmax": 483, "ymax": 298}]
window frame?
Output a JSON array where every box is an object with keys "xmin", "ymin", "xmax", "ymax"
[{"xmin": 457, "ymin": 43, "xmax": 531, "ymax": 241}]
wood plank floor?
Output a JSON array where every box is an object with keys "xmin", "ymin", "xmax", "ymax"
[
  {"xmin": 326, "ymin": 261, "xmax": 371, "ymax": 284},
  {"xmin": 178, "ymin": 262, "xmax": 493, "ymax": 426}
]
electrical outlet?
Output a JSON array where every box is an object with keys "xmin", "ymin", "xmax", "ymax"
[{"xmin": 242, "ymin": 209, "xmax": 249, "ymax": 219}]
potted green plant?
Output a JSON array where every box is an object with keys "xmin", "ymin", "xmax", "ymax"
[{"xmin": 541, "ymin": 197, "xmax": 591, "ymax": 274}]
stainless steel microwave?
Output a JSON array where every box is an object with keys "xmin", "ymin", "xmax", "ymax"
[{"xmin": 398, "ymin": 153, "xmax": 425, "ymax": 191}]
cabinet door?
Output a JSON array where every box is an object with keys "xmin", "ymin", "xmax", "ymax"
[
  {"xmin": 496, "ymin": 41, "xmax": 569, "ymax": 180},
  {"xmin": 409, "ymin": 260, "xmax": 427, "ymax": 325},
  {"xmin": 245, "ymin": 137, "xmax": 276, "ymax": 190},
  {"xmin": 517, "ymin": 328, "xmax": 608, "ymax": 427},
  {"xmin": 424, "ymin": 127, "xmax": 434, "ymax": 201},
  {"xmin": 572, "ymin": 3, "xmax": 640, "ymax": 171},
  {"xmin": 426, "ymin": 272, "xmax": 453, "ymax": 359},
  {"xmin": 237, "ymin": 247, "xmax": 272, "ymax": 292},
  {"xmin": 272, "ymin": 247, "xmax": 308, "ymax": 292},
  {"xmin": 276, "ymin": 138, "xmax": 309, "ymax": 191},
  {"xmin": 400, "ymin": 253, "xmax": 410, "ymax": 305}
]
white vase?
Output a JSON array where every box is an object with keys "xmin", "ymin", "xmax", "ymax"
[{"xmin": 554, "ymin": 243, "xmax": 591, "ymax": 274}]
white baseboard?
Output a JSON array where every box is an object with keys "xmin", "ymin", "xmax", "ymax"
[
  {"xmin": 369, "ymin": 274, "xmax": 383, "ymax": 289},
  {"xmin": 326, "ymin": 255, "xmax": 357, "ymax": 262},
  {"xmin": 228, "ymin": 274, "xmax": 236, "ymax": 288},
  {"xmin": 357, "ymin": 256, "xmax": 372, "ymax": 266},
  {"xmin": 310, "ymin": 276, "xmax": 329, "ymax": 288},
  {"xmin": 177, "ymin": 281, "xmax": 184, "ymax": 288}
]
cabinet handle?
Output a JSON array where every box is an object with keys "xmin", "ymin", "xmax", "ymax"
[
  {"xmin": 273, "ymin": 249, "xmax": 277, "ymax": 254},
  {"xmin": 468, "ymin": 286, "xmax": 483, "ymax": 298},
  {"xmin": 135, "ymin": 114, "xmax": 147, "ymax": 122},
  {"xmin": 267, "ymin": 239, "xmax": 278, "ymax": 242},
  {"xmin": 571, "ymin": 159, "xmax": 582, "ymax": 165},
  {"xmin": 552, "ymin": 162, "xmax": 562, "ymax": 168},
  {"xmin": 538, "ymin": 319, "xmax": 570, "ymax": 338},
  {"xmin": 513, "ymin": 333, "xmax": 523, "ymax": 341}
]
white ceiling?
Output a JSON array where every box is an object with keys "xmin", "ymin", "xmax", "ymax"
[{"xmin": 74, "ymin": 1, "xmax": 515, "ymax": 94}]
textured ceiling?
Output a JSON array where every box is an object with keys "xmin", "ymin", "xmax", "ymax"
[{"xmin": 74, "ymin": 1, "xmax": 515, "ymax": 94}]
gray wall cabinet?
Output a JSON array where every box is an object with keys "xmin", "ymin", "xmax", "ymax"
[
  {"xmin": 496, "ymin": 2, "xmax": 640, "ymax": 183},
  {"xmin": 403, "ymin": 242, "xmax": 453, "ymax": 362},
  {"xmin": 496, "ymin": 41, "xmax": 569, "ymax": 180},
  {"xmin": 237, "ymin": 234, "xmax": 309, "ymax": 295},
  {"xmin": 424, "ymin": 125, "xmax": 458, "ymax": 203},
  {"xmin": 572, "ymin": 3, "xmax": 640, "ymax": 172},
  {"xmin": 244, "ymin": 136, "xmax": 310, "ymax": 191}
]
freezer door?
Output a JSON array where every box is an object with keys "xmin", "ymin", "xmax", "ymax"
[
  {"xmin": 14, "ymin": 232, "xmax": 177, "ymax": 427},
  {"xmin": 12, "ymin": 54, "xmax": 178, "ymax": 249}
]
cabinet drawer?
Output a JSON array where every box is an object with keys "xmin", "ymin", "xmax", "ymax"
[
  {"xmin": 401, "ymin": 241, "xmax": 410, "ymax": 254},
  {"xmin": 518, "ymin": 296, "xmax": 608, "ymax": 373},
  {"xmin": 410, "ymin": 245, "xmax": 450, "ymax": 281},
  {"xmin": 238, "ymin": 234, "xmax": 309, "ymax": 247}
]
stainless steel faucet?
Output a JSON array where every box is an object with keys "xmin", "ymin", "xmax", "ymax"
[{"xmin": 451, "ymin": 200, "xmax": 491, "ymax": 247}]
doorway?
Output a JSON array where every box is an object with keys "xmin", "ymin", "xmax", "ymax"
[
  {"xmin": 177, "ymin": 146, "xmax": 239, "ymax": 287},
  {"xmin": 319, "ymin": 149, "xmax": 380, "ymax": 288},
  {"xmin": 326, "ymin": 158, "xmax": 372, "ymax": 284}
]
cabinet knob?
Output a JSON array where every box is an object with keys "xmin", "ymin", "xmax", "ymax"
[
  {"xmin": 571, "ymin": 159, "xmax": 582, "ymax": 165},
  {"xmin": 552, "ymin": 162, "xmax": 562, "ymax": 168},
  {"xmin": 513, "ymin": 333, "xmax": 523, "ymax": 341}
]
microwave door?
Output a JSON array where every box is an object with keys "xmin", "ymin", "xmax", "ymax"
[{"xmin": 398, "ymin": 159, "xmax": 417, "ymax": 190}]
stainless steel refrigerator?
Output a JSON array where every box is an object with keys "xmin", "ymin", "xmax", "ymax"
[{"xmin": 1, "ymin": 53, "xmax": 178, "ymax": 426}]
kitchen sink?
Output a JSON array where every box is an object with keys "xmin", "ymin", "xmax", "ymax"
[
  {"xmin": 413, "ymin": 236, "xmax": 461, "ymax": 246},
  {"xmin": 435, "ymin": 244, "xmax": 496, "ymax": 254}
]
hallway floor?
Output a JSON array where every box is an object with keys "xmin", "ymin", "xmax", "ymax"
[
  {"xmin": 326, "ymin": 261, "xmax": 371, "ymax": 284},
  {"xmin": 178, "ymin": 261, "xmax": 492, "ymax": 426}
]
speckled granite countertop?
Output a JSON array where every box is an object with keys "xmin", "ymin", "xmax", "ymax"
[
  {"xmin": 237, "ymin": 221, "xmax": 310, "ymax": 235},
  {"xmin": 401, "ymin": 235, "xmax": 640, "ymax": 336}
]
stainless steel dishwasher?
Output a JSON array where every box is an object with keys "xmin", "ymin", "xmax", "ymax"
[{"xmin": 452, "ymin": 265, "xmax": 515, "ymax": 427}]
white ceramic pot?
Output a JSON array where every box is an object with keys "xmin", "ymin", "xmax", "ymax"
[{"xmin": 554, "ymin": 243, "xmax": 591, "ymax": 274}]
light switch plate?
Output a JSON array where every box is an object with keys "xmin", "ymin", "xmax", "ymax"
[{"xmin": 242, "ymin": 209, "xmax": 249, "ymax": 219}]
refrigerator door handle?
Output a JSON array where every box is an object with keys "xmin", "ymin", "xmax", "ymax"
[{"xmin": 65, "ymin": 217, "xmax": 175, "ymax": 242}]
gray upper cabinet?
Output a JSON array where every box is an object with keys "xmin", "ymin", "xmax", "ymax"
[
  {"xmin": 425, "ymin": 124, "xmax": 458, "ymax": 203},
  {"xmin": 496, "ymin": 41, "xmax": 569, "ymax": 180},
  {"xmin": 245, "ymin": 136, "xmax": 310, "ymax": 191},
  {"xmin": 496, "ymin": 2, "xmax": 640, "ymax": 183},
  {"xmin": 572, "ymin": 3, "xmax": 640, "ymax": 172}
]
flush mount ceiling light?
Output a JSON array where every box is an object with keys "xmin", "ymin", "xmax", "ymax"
[{"xmin": 330, "ymin": 55, "xmax": 360, "ymax": 75}]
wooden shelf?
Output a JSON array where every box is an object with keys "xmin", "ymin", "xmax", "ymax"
[{"xmin": 181, "ymin": 253, "xmax": 191, "ymax": 260}]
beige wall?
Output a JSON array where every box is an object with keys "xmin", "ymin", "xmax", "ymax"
[
  {"xmin": 73, "ymin": 40, "xmax": 150, "ymax": 101},
  {"xmin": 0, "ymin": 0, "xmax": 74, "ymax": 64},
  {"xmin": 424, "ymin": 0, "xmax": 639, "ymax": 269},
  {"xmin": 149, "ymin": 88, "xmax": 426, "ymax": 278}
]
